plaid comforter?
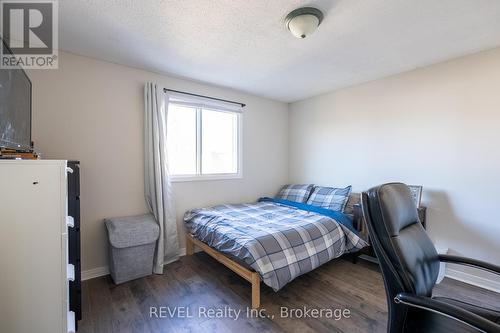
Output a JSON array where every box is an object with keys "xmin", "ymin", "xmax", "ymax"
[{"xmin": 184, "ymin": 199, "xmax": 367, "ymax": 291}]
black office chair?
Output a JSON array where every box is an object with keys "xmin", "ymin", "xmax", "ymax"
[{"xmin": 361, "ymin": 183, "xmax": 500, "ymax": 333}]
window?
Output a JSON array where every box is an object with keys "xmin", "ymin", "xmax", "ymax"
[{"xmin": 166, "ymin": 93, "xmax": 242, "ymax": 181}]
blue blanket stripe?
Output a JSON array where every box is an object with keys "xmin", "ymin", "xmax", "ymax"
[{"xmin": 258, "ymin": 197, "xmax": 358, "ymax": 234}]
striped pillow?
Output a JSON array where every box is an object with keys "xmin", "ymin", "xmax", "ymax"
[
  {"xmin": 306, "ymin": 185, "xmax": 352, "ymax": 212},
  {"xmin": 276, "ymin": 184, "xmax": 314, "ymax": 203}
]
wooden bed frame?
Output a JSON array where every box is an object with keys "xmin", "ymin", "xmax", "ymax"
[
  {"xmin": 186, "ymin": 234, "xmax": 261, "ymax": 309},
  {"xmin": 185, "ymin": 200, "xmax": 372, "ymax": 310}
]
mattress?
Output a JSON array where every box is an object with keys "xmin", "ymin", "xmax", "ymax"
[{"xmin": 184, "ymin": 198, "xmax": 367, "ymax": 291}]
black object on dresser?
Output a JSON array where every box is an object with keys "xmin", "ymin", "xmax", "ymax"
[{"xmin": 67, "ymin": 161, "xmax": 82, "ymax": 327}]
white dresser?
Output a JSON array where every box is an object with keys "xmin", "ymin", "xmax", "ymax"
[{"xmin": 0, "ymin": 160, "xmax": 76, "ymax": 333}]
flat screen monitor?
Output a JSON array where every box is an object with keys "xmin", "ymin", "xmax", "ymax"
[{"xmin": 0, "ymin": 38, "xmax": 32, "ymax": 151}]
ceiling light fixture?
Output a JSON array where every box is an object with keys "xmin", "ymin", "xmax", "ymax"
[{"xmin": 285, "ymin": 7, "xmax": 323, "ymax": 39}]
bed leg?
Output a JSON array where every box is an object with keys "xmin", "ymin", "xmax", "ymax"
[
  {"xmin": 351, "ymin": 253, "xmax": 358, "ymax": 264},
  {"xmin": 186, "ymin": 234, "xmax": 194, "ymax": 256},
  {"xmin": 251, "ymin": 272, "xmax": 260, "ymax": 309}
]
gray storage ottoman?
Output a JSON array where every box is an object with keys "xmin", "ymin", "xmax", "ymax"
[{"xmin": 104, "ymin": 214, "xmax": 159, "ymax": 284}]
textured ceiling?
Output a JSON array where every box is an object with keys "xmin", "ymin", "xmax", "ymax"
[{"xmin": 59, "ymin": 0, "xmax": 500, "ymax": 102}]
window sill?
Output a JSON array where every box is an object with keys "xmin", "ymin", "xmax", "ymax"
[{"xmin": 170, "ymin": 173, "xmax": 242, "ymax": 183}]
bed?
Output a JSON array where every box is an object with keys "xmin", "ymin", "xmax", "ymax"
[{"xmin": 184, "ymin": 197, "xmax": 368, "ymax": 309}]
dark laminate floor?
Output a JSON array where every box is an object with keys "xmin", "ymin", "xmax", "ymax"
[{"xmin": 79, "ymin": 253, "xmax": 499, "ymax": 333}]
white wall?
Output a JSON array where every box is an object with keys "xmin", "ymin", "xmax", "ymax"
[
  {"xmin": 28, "ymin": 52, "xmax": 288, "ymax": 272},
  {"xmin": 289, "ymin": 47, "xmax": 500, "ymax": 290}
]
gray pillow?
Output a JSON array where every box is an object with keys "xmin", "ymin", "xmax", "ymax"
[
  {"xmin": 306, "ymin": 185, "xmax": 352, "ymax": 212},
  {"xmin": 276, "ymin": 184, "xmax": 314, "ymax": 203}
]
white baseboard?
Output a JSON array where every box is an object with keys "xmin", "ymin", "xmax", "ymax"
[
  {"xmin": 81, "ymin": 266, "xmax": 109, "ymax": 281},
  {"xmin": 445, "ymin": 267, "xmax": 500, "ymax": 293},
  {"xmin": 81, "ymin": 247, "xmax": 186, "ymax": 281},
  {"xmin": 359, "ymin": 254, "xmax": 379, "ymax": 264}
]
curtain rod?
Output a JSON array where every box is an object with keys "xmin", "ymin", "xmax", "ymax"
[{"xmin": 164, "ymin": 88, "xmax": 246, "ymax": 107}]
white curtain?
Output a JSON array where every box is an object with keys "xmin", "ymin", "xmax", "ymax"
[{"xmin": 144, "ymin": 82, "xmax": 179, "ymax": 274}]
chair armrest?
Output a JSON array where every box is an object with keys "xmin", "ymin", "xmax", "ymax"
[
  {"xmin": 439, "ymin": 254, "xmax": 500, "ymax": 275},
  {"xmin": 395, "ymin": 293, "xmax": 500, "ymax": 333}
]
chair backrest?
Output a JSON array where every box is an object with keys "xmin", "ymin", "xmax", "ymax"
[{"xmin": 361, "ymin": 183, "xmax": 440, "ymax": 298}]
